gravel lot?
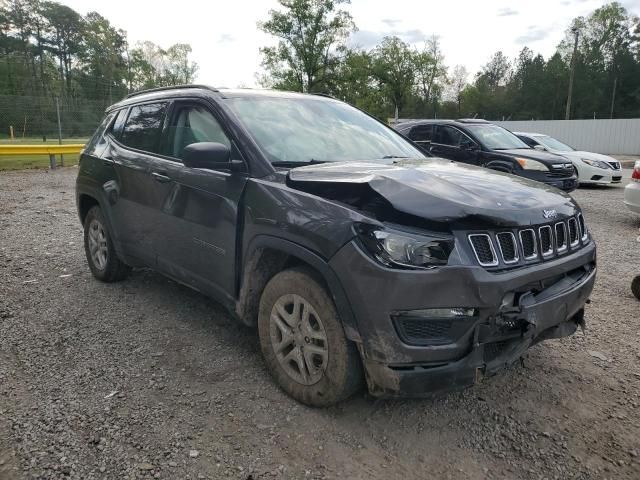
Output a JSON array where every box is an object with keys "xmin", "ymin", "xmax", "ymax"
[{"xmin": 1, "ymin": 167, "xmax": 639, "ymax": 480}]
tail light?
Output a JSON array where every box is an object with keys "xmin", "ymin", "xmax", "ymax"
[{"xmin": 632, "ymin": 161, "xmax": 640, "ymax": 182}]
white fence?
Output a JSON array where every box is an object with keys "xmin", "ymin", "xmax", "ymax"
[{"xmin": 495, "ymin": 119, "xmax": 640, "ymax": 155}]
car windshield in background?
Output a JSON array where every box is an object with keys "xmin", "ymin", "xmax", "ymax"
[
  {"xmin": 537, "ymin": 136, "xmax": 575, "ymax": 152},
  {"xmin": 466, "ymin": 124, "xmax": 530, "ymax": 150},
  {"xmin": 225, "ymin": 96, "xmax": 425, "ymax": 164}
]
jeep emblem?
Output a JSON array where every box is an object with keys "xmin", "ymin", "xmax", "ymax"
[{"xmin": 543, "ymin": 209, "xmax": 558, "ymax": 219}]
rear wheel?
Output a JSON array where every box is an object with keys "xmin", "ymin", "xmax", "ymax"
[
  {"xmin": 83, "ymin": 206, "xmax": 130, "ymax": 282},
  {"xmin": 258, "ymin": 268, "xmax": 363, "ymax": 406}
]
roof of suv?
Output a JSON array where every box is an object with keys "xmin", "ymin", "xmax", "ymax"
[
  {"xmin": 108, "ymin": 85, "xmax": 338, "ymax": 111},
  {"xmin": 395, "ymin": 118, "xmax": 491, "ymax": 131}
]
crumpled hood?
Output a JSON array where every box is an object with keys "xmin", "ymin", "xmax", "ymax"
[{"xmin": 287, "ymin": 158, "xmax": 579, "ymax": 228}]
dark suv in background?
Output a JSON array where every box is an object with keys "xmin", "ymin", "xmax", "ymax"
[
  {"xmin": 76, "ymin": 86, "xmax": 595, "ymax": 406},
  {"xmin": 395, "ymin": 119, "xmax": 578, "ymax": 192}
]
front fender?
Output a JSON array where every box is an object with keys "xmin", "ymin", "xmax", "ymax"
[{"xmin": 236, "ymin": 234, "xmax": 361, "ymax": 342}]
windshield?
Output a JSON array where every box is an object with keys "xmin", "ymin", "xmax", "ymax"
[
  {"xmin": 536, "ymin": 135, "xmax": 575, "ymax": 152},
  {"xmin": 225, "ymin": 96, "xmax": 425, "ymax": 164},
  {"xmin": 465, "ymin": 124, "xmax": 530, "ymax": 150}
]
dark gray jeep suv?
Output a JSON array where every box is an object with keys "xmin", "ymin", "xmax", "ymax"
[{"xmin": 76, "ymin": 85, "xmax": 596, "ymax": 406}]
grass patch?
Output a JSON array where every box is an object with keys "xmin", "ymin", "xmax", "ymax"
[
  {"xmin": 0, "ymin": 137, "xmax": 87, "ymax": 171},
  {"xmin": 0, "ymin": 153, "xmax": 80, "ymax": 170}
]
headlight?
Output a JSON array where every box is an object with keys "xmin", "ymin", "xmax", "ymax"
[
  {"xmin": 580, "ymin": 158, "xmax": 609, "ymax": 169},
  {"xmin": 356, "ymin": 224, "xmax": 454, "ymax": 269},
  {"xmin": 515, "ymin": 158, "xmax": 549, "ymax": 171}
]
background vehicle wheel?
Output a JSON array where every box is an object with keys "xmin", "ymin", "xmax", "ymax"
[
  {"xmin": 83, "ymin": 206, "xmax": 130, "ymax": 282},
  {"xmin": 258, "ymin": 268, "xmax": 363, "ymax": 406},
  {"xmin": 632, "ymin": 275, "xmax": 640, "ymax": 300}
]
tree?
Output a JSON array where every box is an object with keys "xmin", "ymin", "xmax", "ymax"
[
  {"xmin": 477, "ymin": 51, "xmax": 511, "ymax": 91},
  {"xmin": 127, "ymin": 41, "xmax": 199, "ymax": 90},
  {"xmin": 371, "ymin": 36, "xmax": 415, "ymax": 119},
  {"xmin": 413, "ymin": 36, "xmax": 446, "ymax": 115},
  {"xmin": 78, "ymin": 12, "xmax": 127, "ymax": 104},
  {"xmin": 163, "ymin": 43, "xmax": 198, "ymax": 85},
  {"xmin": 258, "ymin": 0, "xmax": 355, "ymax": 92},
  {"xmin": 39, "ymin": 1, "xmax": 83, "ymax": 93},
  {"xmin": 448, "ymin": 65, "xmax": 468, "ymax": 116}
]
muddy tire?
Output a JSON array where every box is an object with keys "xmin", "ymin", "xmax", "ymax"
[
  {"xmin": 632, "ymin": 275, "xmax": 640, "ymax": 300},
  {"xmin": 258, "ymin": 268, "xmax": 363, "ymax": 406},
  {"xmin": 83, "ymin": 206, "xmax": 130, "ymax": 282}
]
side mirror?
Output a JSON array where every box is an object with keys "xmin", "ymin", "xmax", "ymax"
[
  {"xmin": 182, "ymin": 142, "xmax": 243, "ymax": 172},
  {"xmin": 534, "ymin": 144, "xmax": 547, "ymax": 152}
]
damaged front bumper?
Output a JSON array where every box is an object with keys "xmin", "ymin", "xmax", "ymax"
[{"xmin": 329, "ymin": 240, "xmax": 596, "ymax": 397}]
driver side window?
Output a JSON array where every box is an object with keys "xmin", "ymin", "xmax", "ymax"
[
  {"xmin": 165, "ymin": 103, "xmax": 230, "ymax": 160},
  {"xmin": 435, "ymin": 126, "xmax": 462, "ymax": 146}
]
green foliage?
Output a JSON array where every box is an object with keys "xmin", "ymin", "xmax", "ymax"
[
  {"xmin": 0, "ymin": 0, "xmax": 199, "ymax": 140},
  {"xmin": 258, "ymin": 1, "xmax": 640, "ymax": 121},
  {"xmin": 370, "ymin": 36, "xmax": 415, "ymax": 117},
  {"xmin": 0, "ymin": 0, "xmax": 198, "ymax": 105},
  {"xmin": 258, "ymin": 0, "xmax": 355, "ymax": 92}
]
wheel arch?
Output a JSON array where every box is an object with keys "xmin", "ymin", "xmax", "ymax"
[
  {"xmin": 78, "ymin": 193, "xmax": 100, "ymax": 224},
  {"xmin": 235, "ymin": 235, "xmax": 361, "ymax": 342}
]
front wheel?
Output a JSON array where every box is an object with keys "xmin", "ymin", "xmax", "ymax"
[
  {"xmin": 258, "ymin": 268, "xmax": 363, "ymax": 406},
  {"xmin": 83, "ymin": 206, "xmax": 130, "ymax": 282}
]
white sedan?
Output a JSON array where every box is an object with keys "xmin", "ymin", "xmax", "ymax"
[
  {"xmin": 515, "ymin": 132, "xmax": 622, "ymax": 186},
  {"xmin": 625, "ymin": 161, "xmax": 640, "ymax": 214}
]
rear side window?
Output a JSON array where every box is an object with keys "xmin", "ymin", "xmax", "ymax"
[
  {"xmin": 121, "ymin": 103, "xmax": 168, "ymax": 153},
  {"xmin": 409, "ymin": 124, "xmax": 433, "ymax": 143},
  {"xmin": 84, "ymin": 111, "xmax": 117, "ymax": 154},
  {"xmin": 110, "ymin": 109, "xmax": 128, "ymax": 139}
]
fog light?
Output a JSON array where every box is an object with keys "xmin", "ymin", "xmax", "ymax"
[{"xmin": 392, "ymin": 308, "xmax": 478, "ymax": 346}]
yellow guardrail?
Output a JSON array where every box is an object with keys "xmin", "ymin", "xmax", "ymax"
[
  {"xmin": 0, "ymin": 143, "xmax": 85, "ymax": 169},
  {"xmin": 0, "ymin": 144, "xmax": 85, "ymax": 155}
]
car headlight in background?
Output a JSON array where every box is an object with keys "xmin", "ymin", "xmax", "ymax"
[
  {"xmin": 515, "ymin": 158, "xmax": 549, "ymax": 171},
  {"xmin": 356, "ymin": 224, "xmax": 454, "ymax": 269},
  {"xmin": 580, "ymin": 158, "xmax": 610, "ymax": 169}
]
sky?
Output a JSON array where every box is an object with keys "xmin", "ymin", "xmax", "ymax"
[{"xmin": 61, "ymin": 0, "xmax": 640, "ymax": 88}]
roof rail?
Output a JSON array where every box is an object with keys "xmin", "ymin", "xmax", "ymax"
[
  {"xmin": 456, "ymin": 118, "xmax": 489, "ymax": 123},
  {"xmin": 125, "ymin": 84, "xmax": 218, "ymax": 99}
]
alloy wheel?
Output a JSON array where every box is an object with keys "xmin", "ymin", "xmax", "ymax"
[
  {"xmin": 269, "ymin": 293, "xmax": 328, "ymax": 385},
  {"xmin": 88, "ymin": 218, "xmax": 108, "ymax": 270}
]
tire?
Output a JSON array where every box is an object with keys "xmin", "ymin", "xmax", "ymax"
[
  {"xmin": 258, "ymin": 268, "xmax": 363, "ymax": 406},
  {"xmin": 83, "ymin": 206, "xmax": 130, "ymax": 282},
  {"xmin": 632, "ymin": 275, "xmax": 640, "ymax": 301}
]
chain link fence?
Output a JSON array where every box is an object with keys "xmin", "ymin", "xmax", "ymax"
[{"xmin": 0, "ymin": 94, "xmax": 107, "ymax": 143}]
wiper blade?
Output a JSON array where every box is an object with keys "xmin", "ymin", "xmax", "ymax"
[
  {"xmin": 382, "ymin": 155, "xmax": 409, "ymax": 159},
  {"xmin": 271, "ymin": 159, "xmax": 330, "ymax": 167}
]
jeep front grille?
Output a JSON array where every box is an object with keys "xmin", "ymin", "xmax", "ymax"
[
  {"xmin": 496, "ymin": 232, "xmax": 518, "ymax": 264},
  {"xmin": 568, "ymin": 217, "xmax": 579, "ymax": 246},
  {"xmin": 468, "ymin": 234, "xmax": 498, "ymax": 266},
  {"xmin": 539, "ymin": 225, "xmax": 553, "ymax": 257},
  {"xmin": 467, "ymin": 215, "xmax": 589, "ymax": 268},
  {"xmin": 555, "ymin": 222, "xmax": 567, "ymax": 252},
  {"xmin": 519, "ymin": 229, "xmax": 537, "ymax": 259},
  {"xmin": 578, "ymin": 213, "xmax": 588, "ymax": 242}
]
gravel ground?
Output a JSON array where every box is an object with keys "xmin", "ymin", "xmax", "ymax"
[{"xmin": 1, "ymin": 167, "xmax": 639, "ymax": 480}]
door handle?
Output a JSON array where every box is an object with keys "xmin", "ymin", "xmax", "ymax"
[
  {"xmin": 151, "ymin": 172, "xmax": 171, "ymax": 183},
  {"xmin": 102, "ymin": 155, "xmax": 114, "ymax": 166}
]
